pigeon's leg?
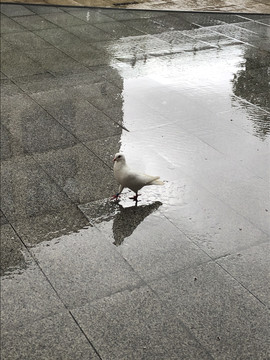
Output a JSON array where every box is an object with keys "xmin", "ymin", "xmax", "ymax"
[
  {"xmin": 111, "ymin": 185, "xmax": 124, "ymax": 201},
  {"xmin": 129, "ymin": 192, "xmax": 141, "ymax": 202}
]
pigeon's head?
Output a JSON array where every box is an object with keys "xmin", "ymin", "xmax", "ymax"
[{"xmin": 113, "ymin": 153, "xmax": 126, "ymax": 164}]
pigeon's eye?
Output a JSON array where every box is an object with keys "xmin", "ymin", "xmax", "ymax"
[{"xmin": 117, "ymin": 155, "xmax": 121, "ymax": 159}]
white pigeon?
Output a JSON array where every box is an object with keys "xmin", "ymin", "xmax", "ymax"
[{"xmin": 111, "ymin": 152, "xmax": 164, "ymax": 202}]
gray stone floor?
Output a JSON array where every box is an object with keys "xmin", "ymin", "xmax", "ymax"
[
  {"xmin": 1, "ymin": 3, "xmax": 270, "ymax": 360},
  {"xmin": 2, "ymin": 0, "xmax": 270, "ymax": 13}
]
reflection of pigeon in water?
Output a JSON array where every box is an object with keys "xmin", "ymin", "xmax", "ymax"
[{"xmin": 111, "ymin": 153, "xmax": 164, "ymax": 202}]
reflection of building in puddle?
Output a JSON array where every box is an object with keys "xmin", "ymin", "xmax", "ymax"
[
  {"xmin": 79, "ymin": 198, "xmax": 162, "ymax": 246},
  {"xmin": 232, "ymin": 47, "xmax": 270, "ymax": 140},
  {"xmin": 2, "ymin": 65, "xmax": 124, "ymax": 275}
]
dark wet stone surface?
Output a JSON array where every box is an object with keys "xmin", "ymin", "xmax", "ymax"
[
  {"xmin": 0, "ymin": 224, "xmax": 26, "ymax": 275},
  {"xmin": 1, "ymin": 4, "xmax": 269, "ymax": 360},
  {"xmin": 72, "ymin": 286, "xmax": 212, "ymax": 359},
  {"xmin": 1, "ymin": 312, "xmax": 100, "ymax": 360},
  {"xmin": 150, "ymin": 262, "xmax": 270, "ymax": 359}
]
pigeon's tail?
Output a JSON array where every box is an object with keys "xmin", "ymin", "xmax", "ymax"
[
  {"xmin": 148, "ymin": 176, "xmax": 164, "ymax": 186},
  {"xmin": 150, "ymin": 179, "xmax": 164, "ymax": 185}
]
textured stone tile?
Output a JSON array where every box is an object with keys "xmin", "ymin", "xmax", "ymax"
[
  {"xmin": 1, "ymin": 50, "xmax": 45, "ymax": 78},
  {"xmin": 217, "ymin": 242, "xmax": 270, "ymax": 307},
  {"xmin": 93, "ymin": 34, "xmax": 172, "ymax": 60},
  {"xmin": 73, "ymin": 80, "xmax": 124, "ymax": 118},
  {"xmin": 1, "ymin": 312, "xmax": 100, "ymax": 360},
  {"xmin": 41, "ymin": 11, "xmax": 86, "ymax": 28},
  {"xmin": 153, "ymin": 14, "xmax": 199, "ymax": 31},
  {"xmin": 94, "ymin": 20, "xmax": 145, "ymax": 39},
  {"xmin": 0, "ymin": 14, "xmax": 25, "ymax": 33},
  {"xmin": 13, "ymin": 205, "xmax": 89, "ymax": 246},
  {"xmin": 59, "ymin": 41, "xmax": 113, "ymax": 67},
  {"xmin": 120, "ymin": 17, "xmax": 171, "ymax": 35},
  {"xmin": 97, "ymin": 210, "xmax": 210, "ymax": 281},
  {"xmin": 0, "ymin": 224, "xmax": 26, "ymax": 276},
  {"xmin": 1, "ymin": 93, "xmax": 78, "ymax": 155},
  {"xmin": 26, "ymin": 47, "xmax": 89, "ymax": 75},
  {"xmin": 0, "ymin": 210, "xmax": 9, "ymax": 225},
  {"xmin": 0, "ymin": 78, "xmax": 23, "ymax": 97},
  {"xmin": 72, "ymin": 286, "xmax": 211, "ymax": 359},
  {"xmin": 2, "ymin": 31, "xmax": 52, "ymax": 50},
  {"xmin": 13, "ymin": 14, "xmax": 58, "ymax": 30},
  {"xmin": 30, "ymin": 226, "xmax": 144, "ymax": 308},
  {"xmin": 65, "ymin": 8, "xmax": 114, "ymax": 23},
  {"xmin": 151, "ymin": 262, "xmax": 270, "ymax": 360},
  {"xmin": 1, "ymin": 256, "xmax": 64, "ymax": 331},
  {"xmin": 159, "ymin": 177, "xmax": 269, "ymax": 259},
  {"xmin": 1, "ymin": 156, "xmax": 72, "ymax": 222},
  {"xmin": 208, "ymin": 23, "xmax": 270, "ymax": 51},
  {"xmin": 24, "ymin": 5, "xmax": 65, "ymax": 14},
  {"xmin": 84, "ymin": 135, "xmax": 121, "ymax": 167},
  {"xmin": 34, "ymin": 26, "xmax": 83, "ymax": 47},
  {"xmin": 32, "ymin": 143, "xmax": 116, "ymax": 203},
  {"xmin": 0, "ymin": 4, "xmax": 34, "ymax": 17},
  {"xmin": 13, "ymin": 71, "xmax": 100, "ymax": 94},
  {"xmin": 31, "ymin": 88, "xmax": 122, "ymax": 142},
  {"xmin": 67, "ymin": 23, "xmax": 113, "ymax": 42}
]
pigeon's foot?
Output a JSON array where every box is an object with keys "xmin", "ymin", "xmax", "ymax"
[
  {"xmin": 111, "ymin": 194, "xmax": 120, "ymax": 201},
  {"xmin": 129, "ymin": 194, "xmax": 141, "ymax": 202}
]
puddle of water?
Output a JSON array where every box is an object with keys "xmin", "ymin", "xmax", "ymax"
[{"xmin": 79, "ymin": 197, "xmax": 162, "ymax": 246}]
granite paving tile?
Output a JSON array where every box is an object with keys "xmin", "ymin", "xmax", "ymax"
[
  {"xmin": 217, "ymin": 242, "xmax": 270, "ymax": 307},
  {"xmin": 1, "ymin": 254, "xmax": 65, "ymax": 331},
  {"xmin": 0, "ymin": 14, "xmax": 26, "ymax": 33},
  {"xmin": 1, "ymin": 50, "xmax": 46, "ymax": 78},
  {"xmin": 40, "ymin": 11, "xmax": 87, "ymax": 28},
  {"xmin": 72, "ymin": 286, "xmax": 212, "ymax": 360},
  {"xmin": 24, "ymin": 5, "xmax": 65, "ymax": 14},
  {"xmin": 13, "ymin": 70, "xmax": 101, "ymax": 94},
  {"xmin": 1, "ymin": 312, "xmax": 100, "ymax": 360},
  {"xmin": 34, "ymin": 26, "xmax": 85, "ymax": 47},
  {"xmin": 0, "ymin": 155, "xmax": 72, "ymax": 222},
  {"xmin": 58, "ymin": 41, "xmax": 113, "ymax": 67},
  {"xmin": 65, "ymin": 8, "xmax": 114, "ymax": 23},
  {"xmin": 12, "ymin": 204, "xmax": 90, "ymax": 246},
  {"xmin": 67, "ymin": 23, "xmax": 114, "ymax": 42},
  {"xmin": 0, "ymin": 224, "xmax": 26, "ymax": 276},
  {"xmin": 120, "ymin": 17, "xmax": 172, "ymax": 35},
  {"xmin": 29, "ymin": 226, "xmax": 144, "ymax": 309},
  {"xmin": 0, "ymin": 78, "xmax": 23, "ymax": 97},
  {"xmin": 1, "ymin": 93, "xmax": 78, "ymax": 155},
  {"xmin": 158, "ymin": 176, "xmax": 269, "ymax": 259},
  {"xmin": 0, "ymin": 4, "xmax": 34, "ymax": 17},
  {"xmin": 26, "ymin": 47, "xmax": 90, "ymax": 75},
  {"xmin": 31, "ymin": 88, "xmax": 122, "ymax": 142},
  {"xmin": 93, "ymin": 20, "xmax": 145, "ymax": 39},
  {"xmin": 32, "ymin": 143, "xmax": 116, "ymax": 203},
  {"xmin": 110, "ymin": 211, "xmax": 210, "ymax": 281},
  {"xmin": 83, "ymin": 135, "xmax": 121, "ymax": 166},
  {"xmin": 12, "ymin": 14, "xmax": 58, "ymax": 30},
  {"xmin": 150, "ymin": 261, "xmax": 270, "ymax": 359},
  {"xmin": 2, "ymin": 31, "xmax": 53, "ymax": 50},
  {"xmin": 0, "ymin": 125, "xmax": 24, "ymax": 161}
]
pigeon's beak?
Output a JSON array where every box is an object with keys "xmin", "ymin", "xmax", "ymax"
[{"xmin": 113, "ymin": 157, "xmax": 116, "ymax": 162}]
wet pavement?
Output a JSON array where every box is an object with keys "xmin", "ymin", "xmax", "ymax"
[
  {"xmin": 2, "ymin": 0, "xmax": 270, "ymax": 13},
  {"xmin": 1, "ymin": 3, "xmax": 270, "ymax": 360}
]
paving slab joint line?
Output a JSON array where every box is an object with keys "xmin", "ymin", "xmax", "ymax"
[
  {"xmin": 146, "ymin": 276, "xmax": 216, "ymax": 360},
  {"xmin": 10, "ymin": 78, "xmax": 114, "ymax": 173},
  {"xmin": 160, "ymin": 210, "xmax": 270, "ymax": 306},
  {"xmin": 214, "ymin": 257, "xmax": 269, "ymax": 308},
  {"xmin": 6, "ymin": 221, "xmax": 103, "ymax": 359}
]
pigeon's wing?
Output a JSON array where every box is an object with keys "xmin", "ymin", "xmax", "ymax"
[{"xmin": 124, "ymin": 171, "xmax": 163, "ymax": 192}]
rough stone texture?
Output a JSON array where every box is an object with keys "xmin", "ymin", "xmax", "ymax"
[{"xmin": 1, "ymin": 4, "xmax": 269, "ymax": 360}]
